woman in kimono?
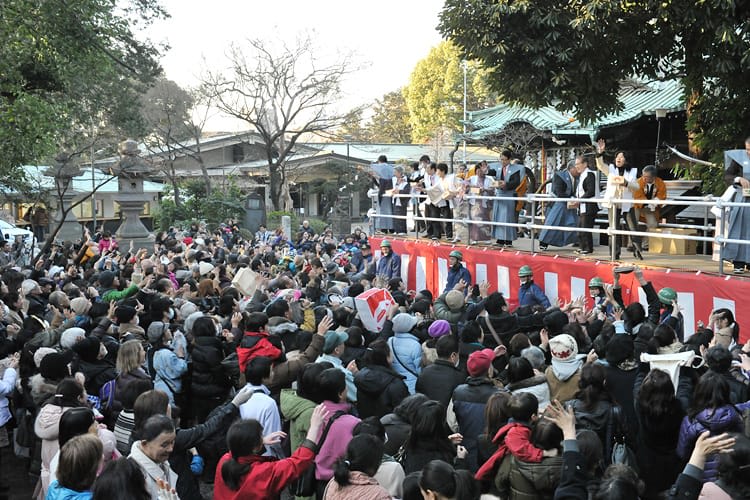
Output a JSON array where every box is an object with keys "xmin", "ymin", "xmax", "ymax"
[
  {"xmin": 468, "ymin": 161, "xmax": 495, "ymax": 243},
  {"xmin": 491, "ymin": 150, "xmax": 524, "ymax": 246},
  {"xmin": 539, "ymin": 160, "xmax": 580, "ymax": 249},
  {"xmin": 724, "ymin": 138, "xmax": 750, "ymax": 274},
  {"xmin": 391, "ymin": 165, "xmax": 411, "ymax": 235},
  {"xmin": 594, "ymin": 139, "xmax": 643, "ymax": 260}
]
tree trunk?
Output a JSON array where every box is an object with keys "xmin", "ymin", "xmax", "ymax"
[{"xmin": 198, "ymin": 156, "xmax": 212, "ymax": 196}]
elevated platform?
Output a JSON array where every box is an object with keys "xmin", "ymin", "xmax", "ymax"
[{"xmin": 370, "ymin": 236, "xmax": 750, "ymax": 343}]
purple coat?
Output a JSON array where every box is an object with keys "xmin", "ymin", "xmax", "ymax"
[{"xmin": 676, "ymin": 403, "xmax": 749, "ymax": 482}]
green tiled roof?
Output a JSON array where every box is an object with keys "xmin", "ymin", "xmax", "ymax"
[{"xmin": 466, "ymin": 80, "xmax": 685, "ymax": 140}]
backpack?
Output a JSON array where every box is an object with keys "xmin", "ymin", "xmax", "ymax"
[{"xmin": 99, "ymin": 377, "xmax": 118, "ymax": 411}]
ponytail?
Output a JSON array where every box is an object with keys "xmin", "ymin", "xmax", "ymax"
[
  {"xmin": 333, "ymin": 459, "xmax": 351, "ymax": 487},
  {"xmin": 221, "ymin": 456, "xmax": 250, "ymax": 491}
]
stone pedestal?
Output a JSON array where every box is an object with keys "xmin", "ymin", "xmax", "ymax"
[
  {"xmin": 111, "ymin": 139, "xmax": 156, "ymax": 249},
  {"xmin": 281, "ymin": 215, "xmax": 292, "ymax": 240},
  {"xmin": 54, "ymin": 189, "xmax": 83, "ymax": 243}
]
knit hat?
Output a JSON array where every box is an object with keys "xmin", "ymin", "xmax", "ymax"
[
  {"xmin": 33, "ymin": 347, "xmax": 56, "ymax": 368},
  {"xmin": 114, "ymin": 305, "xmax": 136, "ymax": 324},
  {"xmin": 198, "ymin": 262, "xmax": 214, "ymax": 277},
  {"xmin": 549, "ymin": 334, "xmax": 578, "ymax": 362},
  {"xmin": 39, "ymin": 352, "xmax": 72, "ymax": 380},
  {"xmin": 467, "ymin": 348, "xmax": 495, "ymax": 377},
  {"xmin": 73, "ymin": 337, "xmax": 101, "ymax": 363},
  {"xmin": 60, "ymin": 328, "xmax": 86, "ymax": 349},
  {"xmin": 428, "ymin": 320, "xmax": 452, "ymax": 338},
  {"xmin": 21, "ymin": 279, "xmax": 40, "ymax": 296},
  {"xmin": 98, "ymin": 271, "xmax": 116, "ymax": 289},
  {"xmin": 323, "ymin": 331, "xmax": 348, "ymax": 354},
  {"xmin": 445, "ymin": 290, "xmax": 465, "ymax": 312},
  {"xmin": 147, "ymin": 321, "xmax": 168, "ymax": 343},
  {"xmin": 180, "ymin": 301, "xmax": 199, "ymax": 320},
  {"xmin": 70, "ymin": 297, "xmax": 90, "ymax": 316},
  {"xmin": 521, "ymin": 346, "xmax": 547, "ymax": 371},
  {"xmin": 392, "ymin": 313, "xmax": 418, "ymax": 333}
]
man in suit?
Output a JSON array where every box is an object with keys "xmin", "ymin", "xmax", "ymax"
[{"xmin": 573, "ymin": 156, "xmax": 597, "ymax": 254}]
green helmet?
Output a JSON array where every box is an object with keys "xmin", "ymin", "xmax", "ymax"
[
  {"xmin": 658, "ymin": 287, "xmax": 677, "ymax": 305},
  {"xmin": 449, "ymin": 250, "xmax": 463, "ymax": 260},
  {"xmin": 518, "ymin": 265, "xmax": 533, "ymax": 277},
  {"xmin": 380, "ymin": 239, "xmax": 392, "ymax": 248},
  {"xmin": 589, "ymin": 277, "xmax": 605, "ymax": 288}
]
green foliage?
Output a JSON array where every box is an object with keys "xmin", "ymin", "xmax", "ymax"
[
  {"xmin": 438, "ymin": 0, "xmax": 750, "ymax": 163},
  {"xmin": 402, "ymin": 41, "xmax": 495, "ymax": 142},
  {"xmin": 368, "ymin": 90, "xmax": 413, "ymax": 143},
  {"xmin": 0, "ymin": 0, "xmax": 166, "ymax": 185},
  {"xmin": 266, "ymin": 211, "xmax": 327, "ymax": 236},
  {"xmin": 153, "ymin": 177, "xmax": 246, "ymax": 230}
]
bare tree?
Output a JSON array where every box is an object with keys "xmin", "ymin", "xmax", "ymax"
[
  {"xmin": 141, "ymin": 79, "xmax": 212, "ymax": 204},
  {"xmin": 202, "ymin": 34, "xmax": 363, "ymax": 211}
]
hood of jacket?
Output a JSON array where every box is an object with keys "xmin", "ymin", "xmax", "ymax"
[
  {"xmin": 46, "ymin": 481, "xmax": 92, "ymax": 500},
  {"xmin": 570, "ymin": 399, "xmax": 612, "ymax": 431},
  {"xmin": 355, "ymin": 365, "xmax": 405, "ymax": 394},
  {"xmin": 506, "ymin": 374, "xmax": 547, "ymax": 392},
  {"xmin": 513, "ymin": 455, "xmax": 564, "ymax": 491},
  {"xmin": 267, "ymin": 321, "xmax": 299, "ymax": 336},
  {"xmin": 30, "ymin": 373, "xmax": 59, "ymax": 406},
  {"xmin": 693, "ymin": 405, "xmax": 741, "ymax": 432},
  {"xmin": 280, "ymin": 388, "xmax": 317, "ymax": 421}
]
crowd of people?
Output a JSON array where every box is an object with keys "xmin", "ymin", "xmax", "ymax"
[
  {"xmin": 0, "ymin": 206, "xmax": 749, "ymax": 500},
  {"xmin": 368, "ymin": 137, "xmax": 750, "ymax": 275}
]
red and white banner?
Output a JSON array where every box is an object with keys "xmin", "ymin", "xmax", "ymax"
[{"xmin": 371, "ymin": 237, "xmax": 750, "ymax": 343}]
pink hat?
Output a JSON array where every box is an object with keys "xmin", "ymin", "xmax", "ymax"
[
  {"xmin": 467, "ymin": 349, "xmax": 495, "ymax": 377},
  {"xmin": 428, "ymin": 320, "xmax": 451, "ymax": 338}
]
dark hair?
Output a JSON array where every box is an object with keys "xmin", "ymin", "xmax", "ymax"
[
  {"xmin": 508, "ymin": 392, "xmax": 538, "ymax": 422},
  {"xmin": 509, "ymin": 333, "xmax": 531, "ymax": 357},
  {"xmin": 58, "ymin": 407, "xmax": 95, "ymax": 448},
  {"xmin": 637, "ymin": 369, "xmax": 678, "ymax": 420},
  {"xmin": 406, "ymin": 401, "xmax": 453, "ymax": 456},
  {"xmin": 419, "ymin": 460, "xmax": 478, "ymax": 500},
  {"xmin": 647, "ymin": 324, "xmax": 677, "ymax": 354},
  {"xmin": 140, "ymin": 414, "xmax": 175, "ymax": 442},
  {"xmin": 484, "ymin": 392, "xmax": 511, "ymax": 438},
  {"xmin": 501, "ymin": 149, "xmax": 513, "ymax": 160},
  {"xmin": 221, "ymin": 419, "xmax": 263, "ymax": 491},
  {"xmin": 245, "ymin": 356, "xmax": 272, "ymax": 386},
  {"xmin": 689, "ymin": 370, "xmax": 732, "ymax": 419},
  {"xmin": 266, "ymin": 299, "xmax": 290, "ymax": 319},
  {"xmin": 436, "ymin": 335, "xmax": 459, "ymax": 359},
  {"xmin": 46, "ymin": 378, "xmax": 86, "ymax": 409},
  {"xmin": 360, "ymin": 339, "xmax": 390, "ymax": 368},
  {"xmin": 318, "ymin": 368, "xmax": 346, "ymax": 403},
  {"xmin": 484, "ymin": 292, "xmax": 506, "ymax": 315},
  {"xmin": 333, "ymin": 434, "xmax": 384, "ymax": 486},
  {"xmin": 57, "ymin": 434, "xmax": 102, "ymax": 492},
  {"xmin": 460, "ymin": 320, "xmax": 482, "ymax": 343},
  {"xmin": 92, "ymin": 458, "xmax": 151, "ymax": 500},
  {"xmin": 402, "ymin": 471, "xmax": 423, "ymax": 500},
  {"xmin": 245, "ymin": 312, "xmax": 269, "ymax": 332},
  {"xmin": 705, "ymin": 345, "xmax": 733, "ymax": 373},
  {"xmin": 352, "ymin": 416, "xmax": 387, "ymax": 442},
  {"xmin": 345, "ymin": 328, "xmax": 363, "ymax": 348},
  {"xmin": 192, "ymin": 316, "xmax": 216, "ymax": 338},
  {"xmin": 120, "ymin": 379, "xmax": 155, "ymax": 411},
  {"xmin": 574, "ymin": 363, "xmax": 612, "ymax": 410},
  {"xmin": 713, "ymin": 308, "xmax": 739, "ymax": 342},
  {"xmin": 624, "ymin": 302, "xmax": 645, "ymax": 330},
  {"xmin": 132, "ymin": 390, "xmax": 170, "ymax": 442},
  {"xmin": 716, "ymin": 433, "xmax": 750, "ymax": 498},
  {"xmin": 507, "ymin": 356, "xmax": 534, "ymax": 384},
  {"xmin": 377, "ymin": 155, "xmax": 388, "ymax": 163},
  {"xmin": 436, "ymin": 163, "xmax": 448, "ymax": 174},
  {"xmin": 594, "ymin": 464, "xmax": 645, "ymax": 499},
  {"xmin": 531, "ymin": 419, "xmax": 563, "ymax": 451},
  {"xmin": 296, "ymin": 362, "xmax": 328, "ymax": 403},
  {"xmin": 577, "ymin": 429, "xmax": 604, "ymax": 474},
  {"xmin": 393, "ymin": 393, "xmax": 429, "ymax": 423}
]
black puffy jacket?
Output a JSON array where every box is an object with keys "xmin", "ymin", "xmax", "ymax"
[
  {"xmin": 190, "ymin": 336, "xmax": 231, "ymax": 399},
  {"xmin": 354, "ymin": 364, "xmax": 409, "ymax": 419}
]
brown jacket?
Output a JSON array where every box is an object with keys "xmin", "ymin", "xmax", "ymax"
[
  {"xmin": 545, "ymin": 365, "xmax": 581, "ymax": 404},
  {"xmin": 633, "ymin": 176, "xmax": 667, "ymax": 220},
  {"xmin": 267, "ymin": 333, "xmax": 324, "ymax": 394}
]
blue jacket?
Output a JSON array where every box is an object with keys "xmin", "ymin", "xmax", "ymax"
[
  {"xmin": 387, "ymin": 333, "xmax": 422, "ymax": 394},
  {"xmin": 452, "ymin": 377, "xmax": 502, "ymax": 472},
  {"xmin": 0, "ymin": 366, "xmax": 17, "ymax": 427},
  {"xmin": 152, "ymin": 347, "xmax": 188, "ymax": 404},
  {"xmin": 45, "ymin": 481, "xmax": 92, "ymax": 500},
  {"xmin": 376, "ymin": 252, "xmax": 401, "ymax": 280},
  {"xmin": 444, "ymin": 264, "xmax": 472, "ymax": 295},
  {"xmin": 518, "ymin": 282, "xmax": 550, "ymax": 308}
]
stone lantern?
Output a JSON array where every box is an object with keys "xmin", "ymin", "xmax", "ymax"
[
  {"xmin": 111, "ymin": 139, "xmax": 155, "ymax": 248},
  {"xmin": 43, "ymin": 152, "xmax": 83, "ymax": 242}
]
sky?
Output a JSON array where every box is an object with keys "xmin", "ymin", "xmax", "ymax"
[{"xmin": 143, "ymin": 0, "xmax": 446, "ymax": 131}]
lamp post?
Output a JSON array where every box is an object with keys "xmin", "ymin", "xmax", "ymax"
[
  {"xmin": 111, "ymin": 139, "xmax": 155, "ymax": 248},
  {"xmin": 655, "ymin": 108, "xmax": 668, "ymax": 166}
]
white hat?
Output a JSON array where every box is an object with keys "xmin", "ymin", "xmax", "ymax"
[{"xmin": 198, "ymin": 262, "xmax": 215, "ymax": 276}]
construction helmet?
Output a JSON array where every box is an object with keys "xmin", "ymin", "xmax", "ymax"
[
  {"xmin": 518, "ymin": 265, "xmax": 533, "ymax": 277},
  {"xmin": 380, "ymin": 240, "xmax": 392, "ymax": 248},
  {"xmin": 449, "ymin": 250, "xmax": 463, "ymax": 260},
  {"xmin": 658, "ymin": 287, "xmax": 677, "ymax": 305},
  {"xmin": 589, "ymin": 277, "xmax": 605, "ymax": 288}
]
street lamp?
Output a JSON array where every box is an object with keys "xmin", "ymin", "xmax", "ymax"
[{"xmin": 655, "ymin": 108, "xmax": 668, "ymax": 166}]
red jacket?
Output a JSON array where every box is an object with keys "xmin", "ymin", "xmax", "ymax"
[
  {"xmin": 475, "ymin": 421, "xmax": 543, "ymax": 481},
  {"xmin": 213, "ymin": 443, "xmax": 315, "ymax": 500}
]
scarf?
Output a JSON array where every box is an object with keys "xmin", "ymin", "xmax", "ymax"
[{"xmin": 551, "ymin": 357, "xmax": 584, "ymax": 382}]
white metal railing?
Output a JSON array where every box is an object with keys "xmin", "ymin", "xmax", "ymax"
[{"xmin": 367, "ymin": 190, "xmax": 750, "ymax": 274}]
